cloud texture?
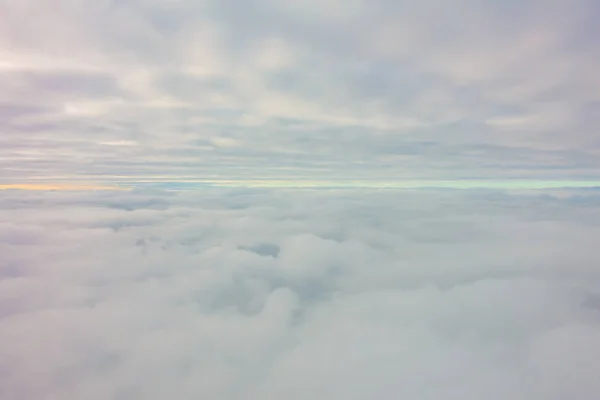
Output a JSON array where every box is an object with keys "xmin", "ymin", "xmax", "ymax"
[
  {"xmin": 2, "ymin": 188, "xmax": 600, "ymax": 399},
  {"xmin": 1, "ymin": 0, "xmax": 599, "ymax": 183}
]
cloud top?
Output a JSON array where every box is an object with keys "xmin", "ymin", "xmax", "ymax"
[{"xmin": 1, "ymin": 188, "xmax": 600, "ymax": 399}]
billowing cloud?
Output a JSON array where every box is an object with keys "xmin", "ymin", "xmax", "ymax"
[
  {"xmin": 1, "ymin": 0, "xmax": 599, "ymax": 184},
  {"xmin": 1, "ymin": 188, "xmax": 600, "ymax": 399}
]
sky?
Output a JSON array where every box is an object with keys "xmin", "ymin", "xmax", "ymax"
[
  {"xmin": 2, "ymin": 188, "xmax": 600, "ymax": 399},
  {"xmin": 1, "ymin": 0, "xmax": 599, "ymax": 188},
  {"xmin": 2, "ymin": 1, "xmax": 600, "ymax": 399}
]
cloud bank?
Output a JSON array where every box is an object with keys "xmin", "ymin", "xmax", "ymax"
[
  {"xmin": 1, "ymin": 188, "xmax": 600, "ymax": 399},
  {"xmin": 1, "ymin": 0, "xmax": 599, "ymax": 183}
]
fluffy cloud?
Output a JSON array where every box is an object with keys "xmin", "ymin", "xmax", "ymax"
[
  {"xmin": 1, "ymin": 188, "xmax": 600, "ymax": 399},
  {"xmin": 1, "ymin": 0, "xmax": 599, "ymax": 183}
]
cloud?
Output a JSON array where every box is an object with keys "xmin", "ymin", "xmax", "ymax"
[
  {"xmin": 1, "ymin": 188, "xmax": 600, "ymax": 399},
  {"xmin": 1, "ymin": 0, "xmax": 598, "ymax": 184}
]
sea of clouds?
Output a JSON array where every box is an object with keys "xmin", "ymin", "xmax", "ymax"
[{"xmin": 1, "ymin": 188, "xmax": 600, "ymax": 399}]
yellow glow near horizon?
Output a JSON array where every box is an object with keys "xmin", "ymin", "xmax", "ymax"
[
  {"xmin": 0, "ymin": 184, "xmax": 129, "ymax": 191},
  {"xmin": 1, "ymin": 180, "xmax": 599, "ymax": 191}
]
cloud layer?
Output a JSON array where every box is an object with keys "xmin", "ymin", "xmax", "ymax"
[
  {"xmin": 2, "ymin": 188, "xmax": 600, "ymax": 399},
  {"xmin": 1, "ymin": 0, "xmax": 599, "ymax": 183}
]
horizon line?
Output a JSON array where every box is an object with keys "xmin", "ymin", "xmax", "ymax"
[{"xmin": 2, "ymin": 180, "xmax": 600, "ymax": 191}]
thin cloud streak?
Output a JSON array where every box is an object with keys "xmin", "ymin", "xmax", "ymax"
[{"xmin": 2, "ymin": 180, "xmax": 600, "ymax": 191}]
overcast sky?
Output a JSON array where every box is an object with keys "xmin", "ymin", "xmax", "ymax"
[
  {"xmin": 1, "ymin": 0, "xmax": 599, "ymax": 186},
  {"xmin": 2, "ymin": 3, "xmax": 600, "ymax": 399}
]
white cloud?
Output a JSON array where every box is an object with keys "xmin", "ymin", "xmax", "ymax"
[
  {"xmin": 1, "ymin": 188, "xmax": 600, "ymax": 399},
  {"xmin": 210, "ymin": 136, "xmax": 242, "ymax": 148}
]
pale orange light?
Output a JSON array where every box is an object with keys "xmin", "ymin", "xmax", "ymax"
[{"xmin": 0, "ymin": 184, "xmax": 128, "ymax": 191}]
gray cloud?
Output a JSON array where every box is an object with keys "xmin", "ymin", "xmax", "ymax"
[
  {"xmin": 0, "ymin": 0, "xmax": 599, "ymax": 183},
  {"xmin": 2, "ymin": 188, "xmax": 600, "ymax": 399}
]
